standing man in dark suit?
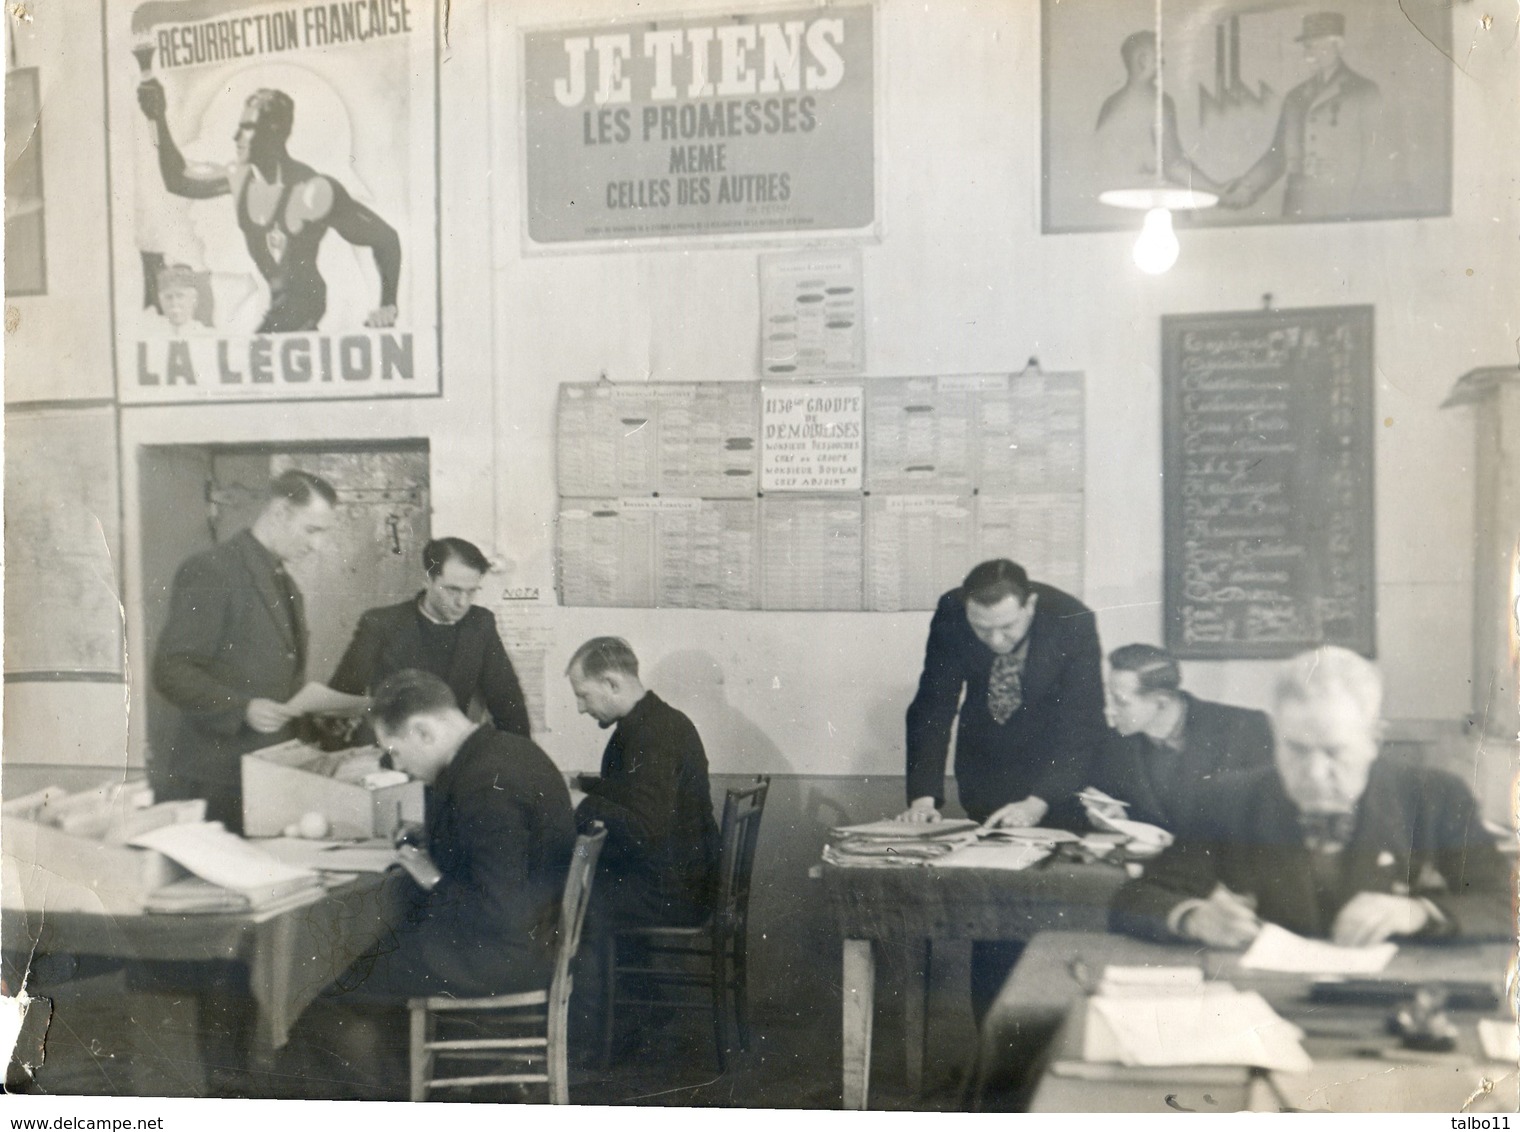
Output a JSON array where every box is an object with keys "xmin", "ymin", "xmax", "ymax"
[
  {"xmin": 899, "ymin": 558, "xmax": 1107, "ymax": 1019},
  {"xmin": 152, "ymin": 469, "xmax": 337, "ymax": 834},
  {"xmin": 1111, "ymin": 646, "xmax": 1513, "ymax": 946},
  {"xmin": 329, "ymin": 537, "xmax": 532, "ymax": 737},
  {"xmin": 1084, "ymin": 643, "xmax": 1274, "ymax": 833}
]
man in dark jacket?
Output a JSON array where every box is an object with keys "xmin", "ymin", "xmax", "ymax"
[
  {"xmin": 566, "ymin": 636, "xmax": 720, "ymax": 927},
  {"xmin": 564, "ymin": 637, "xmax": 722, "ymax": 1048},
  {"xmin": 1111, "ymin": 647, "xmax": 1512, "ymax": 947},
  {"xmin": 330, "ymin": 537, "xmax": 531, "ymax": 738},
  {"xmin": 1083, "ymin": 642, "xmax": 1274, "ymax": 833},
  {"xmin": 152, "ymin": 469, "xmax": 337, "ymax": 832},
  {"xmin": 899, "ymin": 558, "xmax": 1107, "ymax": 1019},
  {"xmin": 343, "ymin": 668, "xmax": 576, "ymax": 998}
]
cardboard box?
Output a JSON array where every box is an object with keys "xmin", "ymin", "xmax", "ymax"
[
  {"xmin": 242, "ymin": 740, "xmax": 424, "ymax": 839},
  {"xmin": 2, "ymin": 787, "xmax": 187, "ymax": 911}
]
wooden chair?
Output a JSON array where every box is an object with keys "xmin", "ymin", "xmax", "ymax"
[
  {"xmin": 408, "ymin": 825, "xmax": 606, "ymax": 1103},
  {"xmin": 603, "ymin": 776, "xmax": 771, "ymax": 1071}
]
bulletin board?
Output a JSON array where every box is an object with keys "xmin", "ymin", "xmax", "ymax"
[
  {"xmin": 555, "ymin": 372, "xmax": 1085, "ymax": 610},
  {"xmin": 3, "ymin": 405, "xmax": 125, "ymax": 677}
]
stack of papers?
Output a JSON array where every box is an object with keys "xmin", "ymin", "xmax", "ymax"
[
  {"xmin": 1083, "ymin": 986, "xmax": 1312, "ymax": 1073},
  {"xmin": 823, "ymin": 818, "xmax": 979, "ymax": 868},
  {"xmin": 931, "ymin": 842, "xmax": 1050, "ymax": 871},
  {"xmin": 1239, "ymin": 923, "xmax": 1397, "ymax": 974},
  {"xmin": 129, "ymin": 821, "xmax": 325, "ymax": 909}
]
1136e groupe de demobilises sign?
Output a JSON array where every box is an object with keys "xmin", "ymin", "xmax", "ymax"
[{"xmin": 521, "ymin": 6, "xmax": 876, "ymax": 246}]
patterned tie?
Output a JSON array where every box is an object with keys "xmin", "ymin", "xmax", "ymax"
[
  {"xmin": 987, "ymin": 650, "xmax": 1025, "ymax": 725},
  {"xmin": 1300, "ymin": 810, "xmax": 1356, "ymax": 853}
]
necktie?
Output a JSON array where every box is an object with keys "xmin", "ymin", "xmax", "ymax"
[
  {"xmin": 987, "ymin": 651, "xmax": 1024, "ymax": 725},
  {"xmin": 1300, "ymin": 810, "xmax": 1356, "ymax": 853}
]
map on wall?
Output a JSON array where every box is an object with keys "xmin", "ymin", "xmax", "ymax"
[
  {"xmin": 555, "ymin": 374, "xmax": 1087, "ymax": 610},
  {"xmin": 4, "ymin": 407, "xmax": 125, "ymax": 676}
]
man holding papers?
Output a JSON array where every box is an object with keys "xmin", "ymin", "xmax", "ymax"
[
  {"xmin": 152, "ymin": 469, "xmax": 338, "ymax": 833},
  {"xmin": 1111, "ymin": 647, "xmax": 1511, "ymax": 947}
]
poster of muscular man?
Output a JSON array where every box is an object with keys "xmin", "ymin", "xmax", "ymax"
[
  {"xmin": 105, "ymin": 0, "xmax": 439, "ymax": 402},
  {"xmin": 1042, "ymin": 0, "xmax": 1452, "ymax": 233}
]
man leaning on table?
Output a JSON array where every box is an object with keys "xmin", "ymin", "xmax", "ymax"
[
  {"xmin": 899, "ymin": 558, "xmax": 1108, "ymax": 1018},
  {"xmin": 1084, "ymin": 642, "xmax": 1275, "ymax": 833},
  {"xmin": 1110, "ymin": 646, "xmax": 1513, "ymax": 948}
]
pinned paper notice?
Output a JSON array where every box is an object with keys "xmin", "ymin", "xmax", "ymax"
[{"xmin": 1239, "ymin": 922, "xmax": 1397, "ymax": 974}]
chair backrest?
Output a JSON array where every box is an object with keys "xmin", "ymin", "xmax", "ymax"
[
  {"xmin": 714, "ymin": 776, "xmax": 770, "ymax": 935},
  {"xmin": 551, "ymin": 823, "xmax": 607, "ymax": 990}
]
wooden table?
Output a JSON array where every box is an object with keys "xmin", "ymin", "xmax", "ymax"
[
  {"xmin": 979, "ymin": 930, "xmax": 1518, "ymax": 1112},
  {"xmin": 2, "ymin": 870, "xmax": 407, "ymax": 1061},
  {"xmin": 820, "ymin": 859, "xmax": 1127, "ymax": 1108}
]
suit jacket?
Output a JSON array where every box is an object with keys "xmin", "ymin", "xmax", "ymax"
[
  {"xmin": 329, "ymin": 599, "xmax": 531, "ymax": 737},
  {"xmin": 1237, "ymin": 61, "xmax": 1383, "ymax": 219},
  {"xmin": 576, "ymin": 692, "xmax": 721, "ymax": 920},
  {"xmin": 1110, "ymin": 759, "xmax": 1513, "ymax": 943},
  {"xmin": 152, "ymin": 529, "xmax": 307, "ymax": 792},
  {"xmin": 400, "ymin": 727, "xmax": 576, "ymax": 996},
  {"xmin": 905, "ymin": 582, "xmax": 1107, "ymax": 822},
  {"xmin": 1083, "ymin": 694, "xmax": 1274, "ymax": 833}
]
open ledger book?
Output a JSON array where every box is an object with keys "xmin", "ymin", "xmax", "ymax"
[{"xmin": 129, "ymin": 821, "xmax": 324, "ymax": 911}]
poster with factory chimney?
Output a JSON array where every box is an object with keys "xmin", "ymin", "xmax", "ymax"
[
  {"xmin": 1042, "ymin": 0, "xmax": 1452, "ymax": 232},
  {"xmin": 520, "ymin": 5, "xmax": 877, "ymax": 247},
  {"xmin": 105, "ymin": 0, "xmax": 440, "ymax": 403}
]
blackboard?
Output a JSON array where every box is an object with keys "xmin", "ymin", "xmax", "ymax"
[{"xmin": 1163, "ymin": 307, "xmax": 1375, "ymax": 659}]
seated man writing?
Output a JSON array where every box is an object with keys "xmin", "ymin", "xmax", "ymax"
[
  {"xmin": 338, "ymin": 668, "xmax": 576, "ymax": 999},
  {"xmin": 1081, "ymin": 643, "xmax": 1274, "ymax": 833},
  {"xmin": 1110, "ymin": 646, "xmax": 1512, "ymax": 947},
  {"xmin": 564, "ymin": 637, "xmax": 721, "ymax": 1046}
]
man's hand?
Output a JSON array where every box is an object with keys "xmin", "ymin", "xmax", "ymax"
[
  {"xmin": 1178, "ymin": 887, "xmax": 1262, "ymax": 949},
  {"xmin": 245, "ymin": 697, "xmax": 295, "ymax": 733},
  {"xmin": 364, "ymin": 304, "xmax": 399, "ymax": 328},
  {"xmin": 137, "ymin": 78, "xmax": 167, "ymax": 122},
  {"xmin": 1331, "ymin": 892, "xmax": 1431, "ymax": 947},
  {"xmin": 981, "ymin": 796, "xmax": 1049, "ymax": 829},
  {"xmin": 896, "ymin": 796, "xmax": 941, "ymax": 824}
]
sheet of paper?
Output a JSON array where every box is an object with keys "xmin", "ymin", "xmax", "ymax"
[
  {"xmin": 1098, "ymin": 966, "xmax": 1205, "ymax": 995},
  {"xmin": 1085, "ymin": 990, "xmax": 1312, "ymax": 1073},
  {"xmin": 931, "ymin": 843, "xmax": 1051, "ymax": 871},
  {"xmin": 759, "ymin": 249, "xmax": 864, "ymax": 378},
  {"xmin": 129, "ymin": 822, "xmax": 321, "ymax": 899},
  {"xmin": 1239, "ymin": 922, "xmax": 1397, "ymax": 974},
  {"xmin": 257, "ymin": 838, "xmax": 400, "ymax": 873},
  {"xmin": 285, "ymin": 681, "xmax": 369, "ymax": 716},
  {"xmin": 830, "ymin": 818, "xmax": 979, "ymax": 839}
]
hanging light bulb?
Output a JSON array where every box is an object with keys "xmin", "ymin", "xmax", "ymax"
[
  {"xmin": 1096, "ymin": 0, "xmax": 1216, "ymax": 272},
  {"xmin": 1132, "ymin": 207, "xmax": 1179, "ymax": 274}
]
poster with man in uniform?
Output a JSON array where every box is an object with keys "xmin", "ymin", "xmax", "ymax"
[
  {"xmin": 105, "ymin": 0, "xmax": 439, "ymax": 402},
  {"xmin": 1042, "ymin": 0, "xmax": 1451, "ymax": 233}
]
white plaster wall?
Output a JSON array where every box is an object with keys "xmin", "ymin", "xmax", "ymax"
[{"xmin": 6, "ymin": 0, "xmax": 1517, "ymax": 781}]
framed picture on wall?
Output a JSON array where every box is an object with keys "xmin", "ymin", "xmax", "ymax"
[
  {"xmin": 1042, "ymin": 0, "xmax": 1453, "ymax": 232},
  {"xmin": 101, "ymin": 0, "xmax": 443, "ymax": 404},
  {"xmin": 5, "ymin": 66, "xmax": 47, "ymax": 296}
]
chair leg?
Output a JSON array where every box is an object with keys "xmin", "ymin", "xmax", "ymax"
[
  {"xmin": 733, "ymin": 936, "xmax": 752, "ymax": 1052},
  {"xmin": 549, "ymin": 988, "xmax": 569, "ymax": 1104},
  {"xmin": 409, "ymin": 1004, "xmax": 429, "ymax": 1102},
  {"xmin": 711, "ymin": 937, "xmax": 729, "ymax": 1073},
  {"xmin": 601, "ymin": 934, "xmax": 618, "ymax": 1068}
]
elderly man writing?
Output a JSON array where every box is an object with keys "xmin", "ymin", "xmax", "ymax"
[{"xmin": 1111, "ymin": 646, "xmax": 1511, "ymax": 947}]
